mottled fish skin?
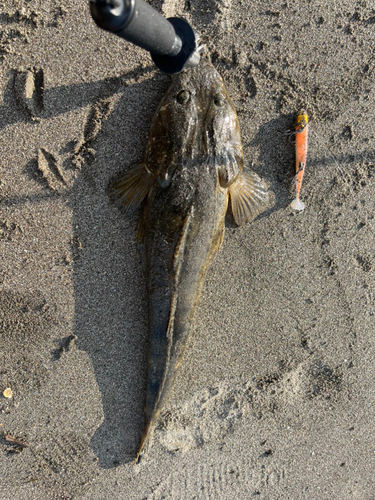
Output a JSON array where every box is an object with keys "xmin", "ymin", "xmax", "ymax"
[{"xmin": 114, "ymin": 60, "xmax": 270, "ymax": 463}]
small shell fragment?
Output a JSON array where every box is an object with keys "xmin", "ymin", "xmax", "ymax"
[{"xmin": 3, "ymin": 388, "xmax": 13, "ymax": 399}]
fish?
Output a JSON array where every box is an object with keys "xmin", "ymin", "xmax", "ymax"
[
  {"xmin": 114, "ymin": 60, "xmax": 270, "ymax": 463},
  {"xmin": 291, "ymin": 109, "xmax": 308, "ymax": 211}
]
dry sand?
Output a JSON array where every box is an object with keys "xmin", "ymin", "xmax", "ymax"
[{"xmin": 1, "ymin": 0, "xmax": 375, "ymax": 498}]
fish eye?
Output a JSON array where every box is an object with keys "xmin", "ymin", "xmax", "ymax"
[
  {"xmin": 213, "ymin": 95, "xmax": 225, "ymax": 107},
  {"xmin": 176, "ymin": 90, "xmax": 190, "ymax": 104}
]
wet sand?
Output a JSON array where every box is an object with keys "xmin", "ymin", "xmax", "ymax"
[{"xmin": 1, "ymin": 1, "xmax": 375, "ymax": 498}]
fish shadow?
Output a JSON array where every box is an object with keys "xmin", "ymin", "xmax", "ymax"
[{"xmin": 65, "ymin": 71, "xmax": 170, "ymax": 468}]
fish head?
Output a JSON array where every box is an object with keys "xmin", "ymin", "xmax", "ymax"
[{"xmin": 145, "ymin": 60, "xmax": 243, "ymax": 187}]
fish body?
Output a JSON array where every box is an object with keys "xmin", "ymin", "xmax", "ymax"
[{"xmin": 115, "ymin": 60, "xmax": 270, "ymax": 462}]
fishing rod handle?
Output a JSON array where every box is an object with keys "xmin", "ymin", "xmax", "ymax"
[
  {"xmin": 89, "ymin": 0, "xmax": 183, "ymax": 57},
  {"xmin": 90, "ymin": 0, "xmax": 201, "ymax": 74}
]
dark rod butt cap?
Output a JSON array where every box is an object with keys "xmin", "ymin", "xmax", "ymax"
[{"xmin": 151, "ymin": 18, "xmax": 200, "ymax": 74}]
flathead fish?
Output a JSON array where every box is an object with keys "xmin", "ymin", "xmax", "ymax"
[{"xmin": 115, "ymin": 60, "xmax": 270, "ymax": 463}]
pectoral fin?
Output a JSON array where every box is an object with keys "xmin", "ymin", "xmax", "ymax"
[
  {"xmin": 114, "ymin": 163, "xmax": 155, "ymax": 213},
  {"xmin": 229, "ymin": 169, "xmax": 269, "ymax": 226}
]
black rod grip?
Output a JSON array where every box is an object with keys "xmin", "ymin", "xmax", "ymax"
[{"xmin": 90, "ymin": 0, "xmax": 182, "ymax": 57}]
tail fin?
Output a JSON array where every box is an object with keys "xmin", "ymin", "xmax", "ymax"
[{"xmin": 134, "ymin": 421, "xmax": 151, "ymax": 465}]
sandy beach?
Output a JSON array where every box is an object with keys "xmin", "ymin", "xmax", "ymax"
[{"xmin": 1, "ymin": 0, "xmax": 375, "ymax": 498}]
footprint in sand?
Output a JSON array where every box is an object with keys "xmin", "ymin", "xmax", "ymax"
[
  {"xmin": 155, "ymin": 359, "xmax": 345, "ymax": 454},
  {"xmin": 14, "ymin": 68, "xmax": 44, "ymax": 118}
]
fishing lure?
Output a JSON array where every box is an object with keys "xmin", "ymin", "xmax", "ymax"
[{"xmin": 291, "ymin": 110, "xmax": 308, "ymax": 211}]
